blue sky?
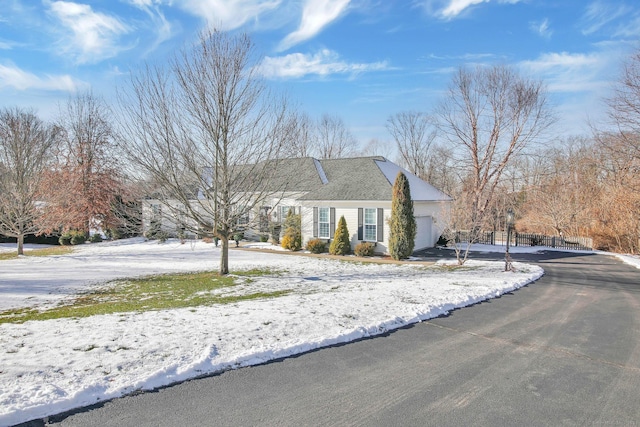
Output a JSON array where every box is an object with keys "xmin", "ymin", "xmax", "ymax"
[{"xmin": 1, "ymin": 0, "xmax": 639, "ymax": 146}]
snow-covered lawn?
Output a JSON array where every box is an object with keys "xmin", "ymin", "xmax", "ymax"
[{"xmin": 0, "ymin": 238, "xmax": 548, "ymax": 425}]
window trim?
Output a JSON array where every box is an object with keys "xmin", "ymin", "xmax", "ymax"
[
  {"xmin": 317, "ymin": 207, "xmax": 330, "ymax": 239},
  {"xmin": 358, "ymin": 207, "xmax": 383, "ymax": 242},
  {"xmin": 363, "ymin": 208, "xmax": 377, "ymax": 242}
]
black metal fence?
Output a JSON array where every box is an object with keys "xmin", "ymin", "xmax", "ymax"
[{"xmin": 453, "ymin": 230, "xmax": 593, "ymax": 250}]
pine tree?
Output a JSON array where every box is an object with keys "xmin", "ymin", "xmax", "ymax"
[
  {"xmin": 329, "ymin": 215, "xmax": 351, "ymax": 255},
  {"xmin": 389, "ymin": 172, "xmax": 416, "ymax": 260}
]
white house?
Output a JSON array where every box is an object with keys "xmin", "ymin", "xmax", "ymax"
[{"xmin": 142, "ymin": 156, "xmax": 452, "ymax": 254}]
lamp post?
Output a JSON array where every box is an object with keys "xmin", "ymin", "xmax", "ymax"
[{"xmin": 505, "ymin": 208, "xmax": 515, "ymax": 271}]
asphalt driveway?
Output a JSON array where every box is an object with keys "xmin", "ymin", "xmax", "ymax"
[{"xmin": 24, "ymin": 250, "xmax": 640, "ymax": 426}]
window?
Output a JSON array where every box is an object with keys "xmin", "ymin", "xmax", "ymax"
[
  {"xmin": 358, "ymin": 207, "xmax": 382, "ymax": 242},
  {"xmin": 278, "ymin": 206, "xmax": 292, "ymax": 222},
  {"xmin": 236, "ymin": 205, "xmax": 249, "ymax": 228},
  {"xmin": 364, "ymin": 208, "xmax": 377, "ymax": 241},
  {"xmin": 318, "ymin": 207, "xmax": 330, "ymax": 238}
]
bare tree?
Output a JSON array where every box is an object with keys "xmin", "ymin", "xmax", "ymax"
[
  {"xmin": 359, "ymin": 138, "xmax": 394, "ymax": 158},
  {"xmin": 281, "ymin": 111, "xmax": 314, "ymax": 158},
  {"xmin": 315, "ymin": 113, "xmax": 358, "ymax": 159},
  {"xmin": 0, "ymin": 108, "xmax": 59, "ymax": 254},
  {"xmin": 118, "ymin": 30, "xmax": 291, "ymax": 274},
  {"xmin": 604, "ymin": 48, "xmax": 640, "ymax": 157},
  {"xmin": 40, "ymin": 92, "xmax": 124, "ymax": 236},
  {"xmin": 518, "ymin": 138, "xmax": 596, "ymax": 237},
  {"xmin": 436, "ymin": 65, "xmax": 554, "ymax": 263},
  {"xmin": 423, "ymin": 143, "xmax": 459, "ymax": 197},
  {"xmin": 586, "ymin": 133, "xmax": 640, "ymax": 253},
  {"xmin": 596, "ymin": 47, "xmax": 640, "ymax": 195},
  {"xmin": 386, "ymin": 111, "xmax": 436, "ymax": 179}
]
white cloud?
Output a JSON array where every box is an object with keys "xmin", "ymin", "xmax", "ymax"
[
  {"xmin": 419, "ymin": 0, "xmax": 522, "ymax": 19},
  {"xmin": 530, "ymin": 18, "xmax": 552, "ymax": 39},
  {"xmin": 441, "ymin": 0, "xmax": 486, "ymax": 18},
  {"xmin": 126, "ymin": 0, "xmax": 174, "ymax": 53},
  {"xmin": 612, "ymin": 14, "xmax": 640, "ymax": 38},
  {"xmin": 519, "ymin": 51, "xmax": 609, "ymax": 93},
  {"xmin": 257, "ymin": 49, "xmax": 389, "ymax": 79},
  {"xmin": 46, "ymin": 0, "xmax": 130, "ymax": 64},
  {"xmin": 176, "ymin": 0, "xmax": 282, "ymax": 30},
  {"xmin": 0, "ymin": 40, "xmax": 15, "ymax": 50},
  {"xmin": 581, "ymin": 1, "xmax": 631, "ymax": 35},
  {"xmin": 278, "ymin": 0, "xmax": 351, "ymax": 51},
  {"xmin": 0, "ymin": 63, "xmax": 80, "ymax": 92}
]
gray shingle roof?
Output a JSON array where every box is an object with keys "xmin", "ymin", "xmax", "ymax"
[
  {"xmin": 253, "ymin": 157, "xmax": 325, "ymax": 193},
  {"xmin": 297, "ymin": 156, "xmax": 452, "ymax": 202},
  {"xmin": 299, "ymin": 156, "xmax": 394, "ymax": 201},
  {"xmin": 229, "ymin": 156, "xmax": 451, "ymax": 202}
]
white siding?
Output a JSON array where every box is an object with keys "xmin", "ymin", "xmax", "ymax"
[
  {"xmin": 300, "ymin": 202, "xmax": 391, "ymax": 254},
  {"xmin": 415, "ymin": 216, "xmax": 433, "ymax": 250}
]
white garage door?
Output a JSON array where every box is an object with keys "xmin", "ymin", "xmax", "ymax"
[{"xmin": 415, "ymin": 216, "xmax": 433, "ymax": 251}]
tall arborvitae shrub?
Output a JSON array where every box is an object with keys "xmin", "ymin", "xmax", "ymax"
[
  {"xmin": 388, "ymin": 172, "xmax": 416, "ymax": 260},
  {"xmin": 329, "ymin": 215, "xmax": 351, "ymax": 255},
  {"xmin": 281, "ymin": 210, "xmax": 302, "ymax": 251}
]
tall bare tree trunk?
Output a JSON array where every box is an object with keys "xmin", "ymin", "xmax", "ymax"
[
  {"xmin": 220, "ymin": 236, "xmax": 229, "ymax": 275},
  {"xmin": 17, "ymin": 233, "xmax": 24, "ymax": 256}
]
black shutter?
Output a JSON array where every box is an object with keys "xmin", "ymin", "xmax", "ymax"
[
  {"xmin": 358, "ymin": 208, "xmax": 363, "ymax": 240},
  {"xmin": 377, "ymin": 208, "xmax": 384, "ymax": 242},
  {"xmin": 313, "ymin": 207, "xmax": 318, "ymax": 238},
  {"xmin": 330, "ymin": 208, "xmax": 336, "ymax": 239}
]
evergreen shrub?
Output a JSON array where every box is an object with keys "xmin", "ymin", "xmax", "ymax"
[
  {"xmin": 306, "ymin": 238, "xmax": 326, "ymax": 254},
  {"xmin": 354, "ymin": 241, "xmax": 375, "ymax": 257},
  {"xmin": 281, "ymin": 234, "xmax": 301, "ymax": 251},
  {"xmin": 388, "ymin": 172, "xmax": 416, "ymax": 260},
  {"xmin": 58, "ymin": 233, "xmax": 72, "ymax": 246},
  {"xmin": 281, "ymin": 211, "xmax": 301, "ymax": 251},
  {"xmin": 329, "ymin": 216, "xmax": 351, "ymax": 255},
  {"xmin": 70, "ymin": 231, "xmax": 87, "ymax": 245}
]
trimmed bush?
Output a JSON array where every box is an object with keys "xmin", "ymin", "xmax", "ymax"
[
  {"xmin": 354, "ymin": 241, "xmax": 375, "ymax": 257},
  {"xmin": 260, "ymin": 234, "xmax": 269, "ymax": 242},
  {"xmin": 70, "ymin": 231, "xmax": 87, "ymax": 245},
  {"xmin": 89, "ymin": 234, "xmax": 103, "ymax": 243},
  {"xmin": 59, "ymin": 230, "xmax": 88, "ymax": 246},
  {"xmin": 281, "ymin": 233, "xmax": 301, "ymax": 251},
  {"xmin": 281, "ymin": 210, "xmax": 301, "ymax": 251},
  {"xmin": 329, "ymin": 216, "xmax": 351, "ymax": 255},
  {"xmin": 58, "ymin": 233, "xmax": 72, "ymax": 246},
  {"xmin": 306, "ymin": 238, "xmax": 326, "ymax": 254}
]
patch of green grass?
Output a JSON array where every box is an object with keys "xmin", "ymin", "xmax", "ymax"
[
  {"xmin": 335, "ymin": 258, "xmax": 380, "ymax": 266},
  {"xmin": 428, "ymin": 264, "xmax": 482, "ymax": 272},
  {"xmin": 0, "ymin": 246, "xmax": 73, "ymax": 260},
  {"xmin": 0, "ymin": 269, "xmax": 289, "ymax": 325}
]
